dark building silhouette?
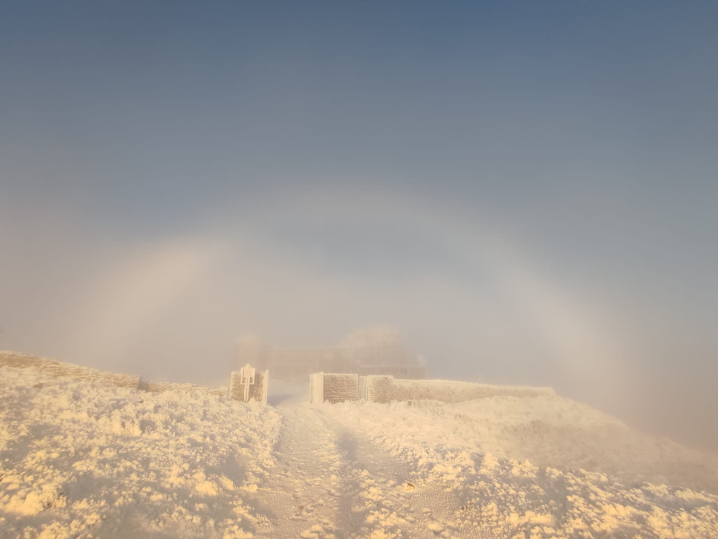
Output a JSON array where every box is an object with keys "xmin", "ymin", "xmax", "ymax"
[{"xmin": 238, "ymin": 327, "xmax": 426, "ymax": 381}]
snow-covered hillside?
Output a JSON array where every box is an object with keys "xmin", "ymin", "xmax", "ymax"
[
  {"xmin": 2, "ymin": 365, "xmax": 718, "ymax": 538},
  {"xmin": 0, "ymin": 367, "xmax": 281, "ymax": 539},
  {"xmin": 320, "ymin": 398, "xmax": 718, "ymax": 538}
]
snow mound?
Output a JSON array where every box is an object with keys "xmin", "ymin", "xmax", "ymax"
[{"xmin": 0, "ymin": 366, "xmax": 281, "ymax": 538}]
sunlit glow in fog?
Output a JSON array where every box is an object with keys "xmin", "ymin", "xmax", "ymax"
[
  {"xmin": 1, "ymin": 1, "xmax": 717, "ymax": 458},
  {"xmin": 2, "ymin": 189, "xmax": 631, "ymax": 422}
]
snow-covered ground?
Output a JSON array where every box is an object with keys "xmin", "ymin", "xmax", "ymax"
[
  {"xmin": 321, "ymin": 398, "xmax": 718, "ymax": 538},
  {"xmin": 2, "ymin": 366, "xmax": 718, "ymax": 538},
  {"xmin": 0, "ymin": 367, "xmax": 281, "ymax": 539}
]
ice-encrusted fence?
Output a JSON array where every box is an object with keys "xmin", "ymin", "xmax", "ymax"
[
  {"xmin": 0, "ymin": 351, "xmax": 141, "ymax": 389},
  {"xmin": 312, "ymin": 372, "xmax": 555, "ymax": 404}
]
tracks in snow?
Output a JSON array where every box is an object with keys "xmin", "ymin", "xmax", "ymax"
[{"xmin": 256, "ymin": 397, "xmax": 448, "ymax": 539}]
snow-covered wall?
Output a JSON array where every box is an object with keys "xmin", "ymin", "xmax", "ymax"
[
  {"xmin": 229, "ymin": 369, "xmax": 268, "ymax": 404},
  {"xmin": 391, "ymin": 378, "xmax": 554, "ymax": 402},
  {"xmin": 358, "ymin": 374, "xmax": 394, "ymax": 403},
  {"xmin": 359, "ymin": 375, "xmax": 554, "ymax": 404},
  {"xmin": 0, "ymin": 351, "xmax": 140, "ymax": 389},
  {"xmin": 313, "ymin": 373, "xmax": 359, "ymax": 403},
  {"xmin": 316, "ymin": 372, "xmax": 554, "ymax": 404},
  {"xmin": 309, "ymin": 372, "xmax": 324, "ymax": 403}
]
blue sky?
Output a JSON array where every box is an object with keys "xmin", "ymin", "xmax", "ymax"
[{"xmin": 1, "ymin": 2, "xmax": 717, "ymax": 451}]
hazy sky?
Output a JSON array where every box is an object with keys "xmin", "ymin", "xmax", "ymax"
[{"xmin": 1, "ymin": 2, "xmax": 717, "ymax": 452}]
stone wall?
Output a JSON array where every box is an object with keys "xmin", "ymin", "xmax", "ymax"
[
  {"xmin": 0, "ymin": 351, "xmax": 141, "ymax": 389},
  {"xmin": 388, "ymin": 378, "xmax": 555, "ymax": 403},
  {"xmin": 252, "ymin": 371, "xmax": 267, "ymax": 404},
  {"xmin": 229, "ymin": 369, "xmax": 268, "ymax": 404},
  {"xmin": 358, "ymin": 375, "xmax": 395, "ymax": 403},
  {"xmin": 310, "ymin": 373, "xmax": 359, "ymax": 403},
  {"xmin": 356, "ymin": 373, "xmax": 555, "ymax": 404}
]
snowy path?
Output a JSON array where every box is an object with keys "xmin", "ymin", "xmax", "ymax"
[
  {"xmin": 258, "ymin": 396, "xmax": 445, "ymax": 539},
  {"xmin": 256, "ymin": 397, "xmax": 344, "ymax": 538}
]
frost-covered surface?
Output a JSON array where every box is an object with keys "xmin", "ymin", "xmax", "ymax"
[
  {"xmin": 0, "ymin": 351, "xmax": 140, "ymax": 389},
  {"xmin": 3, "ymin": 366, "xmax": 718, "ymax": 539},
  {"xmin": 0, "ymin": 367, "xmax": 281, "ymax": 539},
  {"xmin": 142, "ymin": 381, "xmax": 227, "ymax": 397},
  {"xmin": 322, "ymin": 397, "xmax": 718, "ymax": 538},
  {"xmin": 385, "ymin": 378, "xmax": 555, "ymax": 403}
]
